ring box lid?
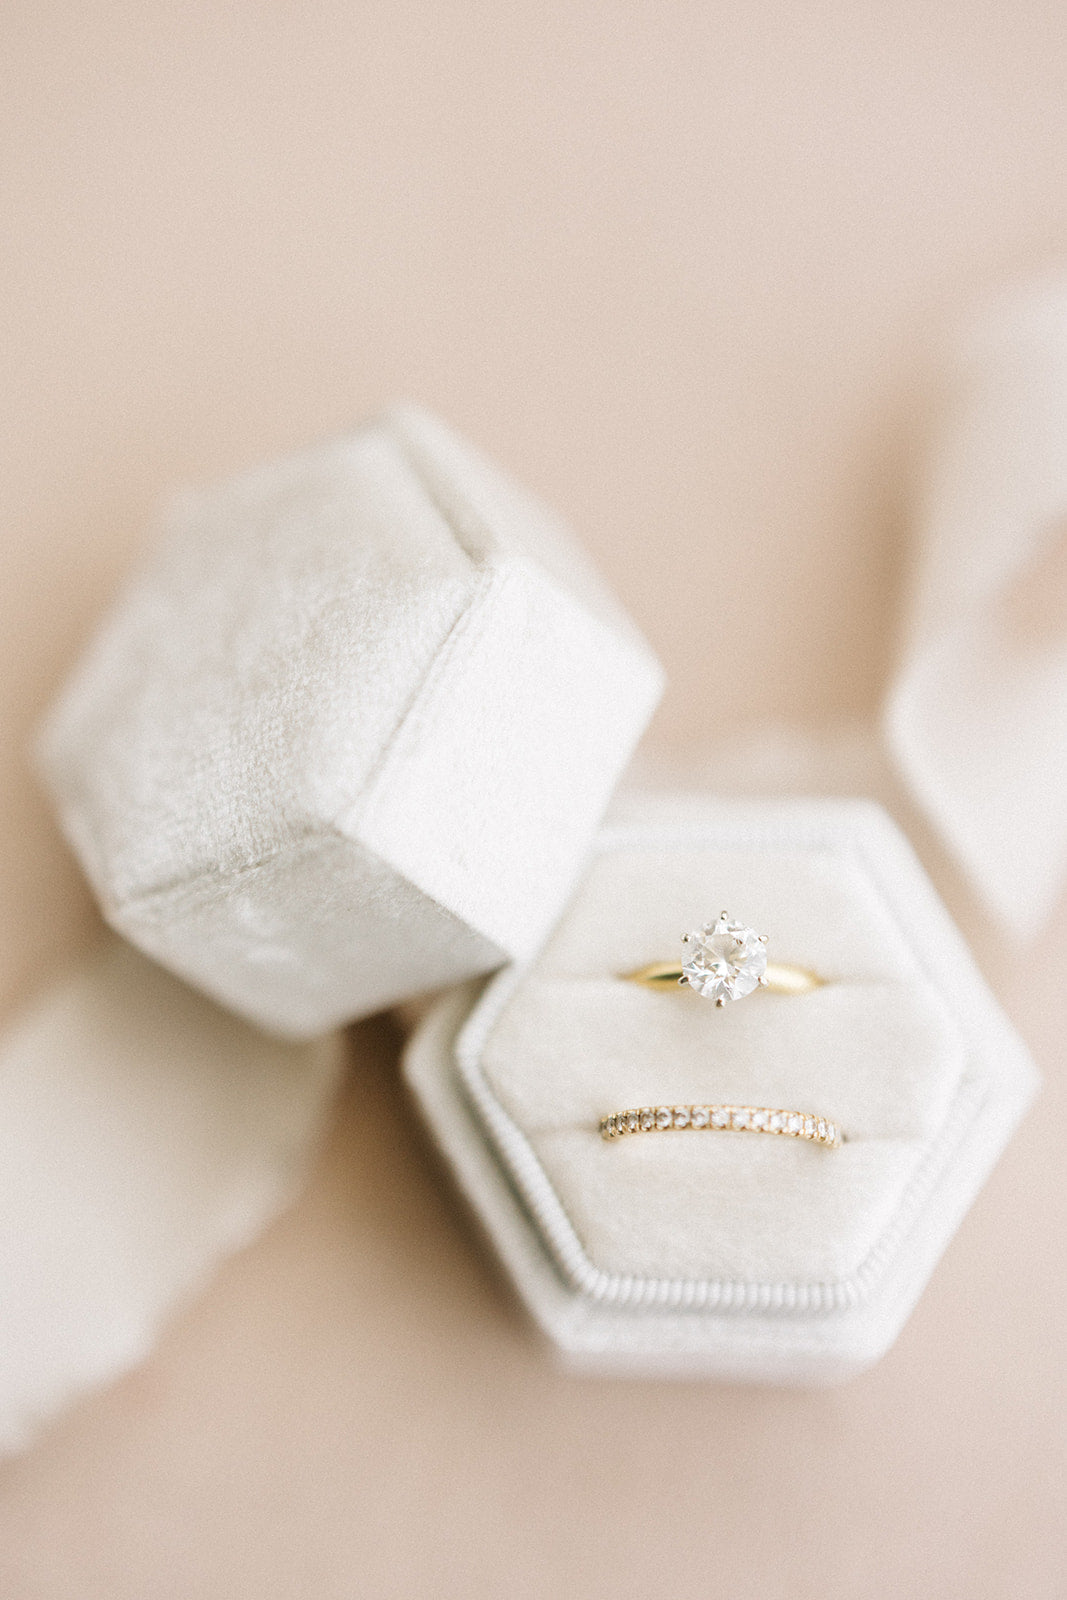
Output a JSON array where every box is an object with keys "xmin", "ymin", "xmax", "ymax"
[{"xmin": 38, "ymin": 407, "xmax": 664, "ymax": 1037}]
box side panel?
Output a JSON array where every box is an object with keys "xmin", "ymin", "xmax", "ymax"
[
  {"xmin": 110, "ymin": 831, "xmax": 504, "ymax": 1039},
  {"xmin": 354, "ymin": 557, "xmax": 663, "ymax": 958}
]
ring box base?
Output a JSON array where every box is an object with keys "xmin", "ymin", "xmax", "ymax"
[{"xmin": 403, "ymin": 799, "xmax": 1038, "ymax": 1382}]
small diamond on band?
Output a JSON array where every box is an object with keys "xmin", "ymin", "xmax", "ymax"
[{"xmin": 599, "ymin": 1105, "xmax": 842, "ymax": 1146}]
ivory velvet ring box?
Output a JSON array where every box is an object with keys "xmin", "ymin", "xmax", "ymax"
[
  {"xmin": 404, "ymin": 798, "xmax": 1038, "ymax": 1381},
  {"xmin": 38, "ymin": 406, "xmax": 664, "ymax": 1037},
  {"xmin": 38, "ymin": 409, "xmax": 1038, "ymax": 1382}
]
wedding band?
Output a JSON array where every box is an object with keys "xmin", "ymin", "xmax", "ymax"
[
  {"xmin": 600, "ymin": 1104, "xmax": 842, "ymax": 1146},
  {"xmin": 623, "ymin": 912, "xmax": 823, "ymax": 1007}
]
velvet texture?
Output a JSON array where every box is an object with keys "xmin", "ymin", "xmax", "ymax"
[{"xmin": 37, "ymin": 407, "xmax": 663, "ymax": 1037}]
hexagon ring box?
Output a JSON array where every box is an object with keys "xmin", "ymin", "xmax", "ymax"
[
  {"xmin": 37, "ymin": 407, "xmax": 664, "ymax": 1038},
  {"xmin": 404, "ymin": 799, "xmax": 1039, "ymax": 1383}
]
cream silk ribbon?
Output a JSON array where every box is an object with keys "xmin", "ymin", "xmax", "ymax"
[
  {"xmin": 0, "ymin": 941, "xmax": 343, "ymax": 1455},
  {"xmin": 885, "ymin": 278, "xmax": 1067, "ymax": 937}
]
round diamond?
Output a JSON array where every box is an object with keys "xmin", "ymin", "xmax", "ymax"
[
  {"xmin": 768, "ymin": 1112, "xmax": 785, "ymax": 1132},
  {"xmin": 680, "ymin": 914, "xmax": 768, "ymax": 1004},
  {"xmin": 639, "ymin": 1108, "xmax": 655, "ymax": 1130},
  {"xmin": 690, "ymin": 1105, "xmax": 709, "ymax": 1128},
  {"xmin": 732, "ymin": 1108, "xmax": 751, "ymax": 1130},
  {"xmin": 787, "ymin": 1114, "xmax": 803, "ymax": 1134},
  {"xmin": 804, "ymin": 1116, "xmax": 816, "ymax": 1138},
  {"xmin": 672, "ymin": 1106, "xmax": 690, "ymax": 1128},
  {"xmin": 751, "ymin": 1109, "xmax": 768, "ymax": 1130},
  {"xmin": 655, "ymin": 1107, "xmax": 672, "ymax": 1129},
  {"xmin": 626, "ymin": 1111, "xmax": 639, "ymax": 1133},
  {"xmin": 711, "ymin": 1106, "xmax": 731, "ymax": 1128}
]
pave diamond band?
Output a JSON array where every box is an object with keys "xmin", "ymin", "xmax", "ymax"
[
  {"xmin": 600, "ymin": 1104, "xmax": 843, "ymax": 1146},
  {"xmin": 623, "ymin": 912, "xmax": 823, "ymax": 1007}
]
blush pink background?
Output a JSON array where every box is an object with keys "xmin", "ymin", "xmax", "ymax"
[{"xmin": 1, "ymin": 4, "xmax": 1065, "ymax": 1595}]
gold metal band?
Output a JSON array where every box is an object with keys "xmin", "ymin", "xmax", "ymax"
[
  {"xmin": 624, "ymin": 961, "xmax": 823, "ymax": 995},
  {"xmin": 600, "ymin": 1104, "xmax": 842, "ymax": 1146}
]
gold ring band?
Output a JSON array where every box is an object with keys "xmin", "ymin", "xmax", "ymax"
[
  {"xmin": 600, "ymin": 1104, "xmax": 842, "ymax": 1146},
  {"xmin": 624, "ymin": 960, "xmax": 823, "ymax": 996}
]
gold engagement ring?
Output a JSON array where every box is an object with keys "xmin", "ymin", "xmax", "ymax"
[{"xmin": 623, "ymin": 912, "xmax": 823, "ymax": 1007}]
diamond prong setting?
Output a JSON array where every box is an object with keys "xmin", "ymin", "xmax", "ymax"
[{"xmin": 679, "ymin": 912, "xmax": 769, "ymax": 1004}]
